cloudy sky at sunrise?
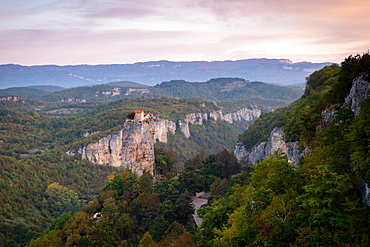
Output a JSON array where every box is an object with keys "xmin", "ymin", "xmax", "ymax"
[{"xmin": 1, "ymin": 0, "xmax": 369, "ymax": 65}]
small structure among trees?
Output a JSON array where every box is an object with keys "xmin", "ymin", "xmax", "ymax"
[
  {"xmin": 134, "ymin": 110, "xmax": 144, "ymax": 121},
  {"xmin": 133, "ymin": 110, "xmax": 151, "ymax": 121}
]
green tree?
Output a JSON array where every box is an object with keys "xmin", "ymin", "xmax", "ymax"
[
  {"xmin": 154, "ymin": 147, "xmax": 180, "ymax": 177},
  {"xmin": 139, "ymin": 232, "xmax": 158, "ymax": 247},
  {"xmin": 140, "ymin": 193, "xmax": 161, "ymax": 222},
  {"xmin": 148, "ymin": 215, "xmax": 169, "ymax": 242},
  {"xmin": 138, "ymin": 172, "xmax": 154, "ymax": 194},
  {"xmin": 217, "ymin": 148, "xmax": 241, "ymax": 178},
  {"xmin": 154, "ymin": 178, "xmax": 180, "ymax": 202},
  {"xmin": 210, "ymin": 178, "xmax": 230, "ymax": 199},
  {"xmin": 175, "ymin": 191, "xmax": 194, "ymax": 224}
]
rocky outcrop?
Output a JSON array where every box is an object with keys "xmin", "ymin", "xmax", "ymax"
[
  {"xmin": 222, "ymin": 108, "xmax": 262, "ymax": 123},
  {"xmin": 153, "ymin": 117, "xmax": 176, "ymax": 143},
  {"xmin": 234, "ymin": 127, "xmax": 303, "ymax": 166},
  {"xmin": 101, "ymin": 87, "xmax": 122, "ymax": 96},
  {"xmin": 61, "ymin": 98, "xmax": 87, "ymax": 102},
  {"xmin": 179, "ymin": 107, "xmax": 262, "ymax": 138},
  {"xmin": 345, "ymin": 76, "xmax": 370, "ymax": 115},
  {"xmin": 79, "ymin": 116, "xmax": 177, "ymax": 175},
  {"xmin": 185, "ymin": 112, "xmax": 209, "ymax": 125},
  {"xmin": 125, "ymin": 88, "xmax": 150, "ymax": 96},
  {"xmin": 179, "ymin": 120, "xmax": 191, "ymax": 139},
  {"xmin": 82, "ymin": 131, "xmax": 100, "ymax": 138},
  {"xmin": 178, "ymin": 112, "xmax": 209, "ymax": 138},
  {"xmin": 363, "ymin": 183, "xmax": 370, "ymax": 207},
  {"xmin": 79, "ymin": 105, "xmax": 262, "ymax": 174},
  {"xmin": 0, "ymin": 95, "xmax": 24, "ymax": 102},
  {"xmin": 234, "ymin": 75, "xmax": 370, "ymax": 167}
]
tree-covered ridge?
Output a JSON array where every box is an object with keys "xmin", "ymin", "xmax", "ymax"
[
  {"xmin": 208, "ymin": 53, "xmax": 370, "ymax": 246},
  {"xmin": 29, "ymin": 148, "xmax": 243, "ymax": 247},
  {"xmin": 29, "ymin": 170, "xmax": 197, "ymax": 247},
  {"xmin": 0, "ymin": 87, "xmax": 50, "ymax": 99},
  {"xmin": 198, "ymin": 153, "xmax": 370, "ymax": 246},
  {"xmin": 238, "ymin": 63, "xmax": 342, "ymax": 148},
  {"xmin": 0, "ymin": 97, "xmax": 252, "ymax": 160},
  {"xmin": 0, "ymin": 85, "xmax": 65, "ymax": 100},
  {"xmin": 35, "ymin": 77, "xmax": 303, "ymax": 108},
  {"xmin": 0, "ymin": 153, "xmax": 116, "ymax": 246}
]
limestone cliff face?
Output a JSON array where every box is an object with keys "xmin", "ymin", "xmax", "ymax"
[
  {"xmin": 101, "ymin": 87, "xmax": 122, "ymax": 96},
  {"xmin": 79, "ymin": 116, "xmax": 176, "ymax": 176},
  {"xmin": 235, "ymin": 75, "xmax": 370, "ymax": 167},
  {"xmin": 318, "ymin": 75, "xmax": 370, "ymax": 130},
  {"xmin": 345, "ymin": 76, "xmax": 370, "ymax": 115},
  {"xmin": 179, "ymin": 107, "xmax": 262, "ymax": 138},
  {"xmin": 222, "ymin": 107, "xmax": 262, "ymax": 123},
  {"xmin": 153, "ymin": 117, "xmax": 176, "ymax": 143},
  {"xmin": 79, "ymin": 105, "xmax": 262, "ymax": 174},
  {"xmin": 0, "ymin": 95, "xmax": 24, "ymax": 102},
  {"xmin": 234, "ymin": 127, "xmax": 302, "ymax": 166}
]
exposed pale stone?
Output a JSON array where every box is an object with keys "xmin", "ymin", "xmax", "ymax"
[
  {"xmin": 153, "ymin": 117, "xmax": 176, "ymax": 143},
  {"xmin": 125, "ymin": 88, "xmax": 150, "ymax": 96},
  {"xmin": 222, "ymin": 108, "xmax": 261, "ymax": 123},
  {"xmin": 185, "ymin": 112, "xmax": 208, "ymax": 125},
  {"xmin": 80, "ymin": 116, "xmax": 178, "ymax": 176},
  {"xmin": 80, "ymin": 105, "xmax": 263, "ymax": 174},
  {"xmin": 234, "ymin": 127, "xmax": 303, "ymax": 166},
  {"xmin": 82, "ymin": 131, "xmax": 100, "ymax": 138},
  {"xmin": 179, "ymin": 106, "xmax": 262, "ymax": 138},
  {"xmin": 345, "ymin": 76, "xmax": 370, "ymax": 115},
  {"xmin": 209, "ymin": 110, "xmax": 223, "ymax": 121},
  {"xmin": 178, "ymin": 120, "xmax": 190, "ymax": 138},
  {"xmin": 0, "ymin": 95, "xmax": 23, "ymax": 102}
]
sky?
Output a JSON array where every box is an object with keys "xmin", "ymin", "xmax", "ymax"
[{"xmin": 1, "ymin": 0, "xmax": 369, "ymax": 65}]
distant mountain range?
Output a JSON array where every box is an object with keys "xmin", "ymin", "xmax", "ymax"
[{"xmin": 0, "ymin": 59, "xmax": 332, "ymax": 88}]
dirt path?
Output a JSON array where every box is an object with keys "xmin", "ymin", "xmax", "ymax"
[{"xmin": 191, "ymin": 192, "xmax": 209, "ymax": 227}]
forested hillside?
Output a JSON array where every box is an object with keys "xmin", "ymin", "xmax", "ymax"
[
  {"xmin": 0, "ymin": 95, "xmax": 264, "ymax": 246},
  {"xmin": 202, "ymin": 53, "xmax": 370, "ymax": 246},
  {"xmin": 0, "ymin": 97, "xmax": 261, "ymax": 160},
  {"xmin": 33, "ymin": 78, "xmax": 302, "ymax": 108},
  {"xmin": 29, "ymin": 53, "xmax": 370, "ymax": 246}
]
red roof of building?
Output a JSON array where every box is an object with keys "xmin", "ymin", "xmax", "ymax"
[
  {"xmin": 144, "ymin": 113, "xmax": 150, "ymax": 116},
  {"xmin": 133, "ymin": 110, "xmax": 143, "ymax": 113}
]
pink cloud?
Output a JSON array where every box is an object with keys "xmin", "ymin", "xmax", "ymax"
[{"xmin": 0, "ymin": 0, "xmax": 369, "ymax": 65}]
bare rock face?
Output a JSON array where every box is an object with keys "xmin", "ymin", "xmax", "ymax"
[
  {"xmin": 222, "ymin": 107, "xmax": 261, "ymax": 123},
  {"xmin": 179, "ymin": 106, "xmax": 262, "ymax": 138},
  {"xmin": 178, "ymin": 120, "xmax": 191, "ymax": 139},
  {"xmin": 235, "ymin": 77, "xmax": 370, "ymax": 166},
  {"xmin": 345, "ymin": 76, "xmax": 370, "ymax": 115},
  {"xmin": 0, "ymin": 95, "xmax": 24, "ymax": 102},
  {"xmin": 209, "ymin": 110, "xmax": 223, "ymax": 121},
  {"xmin": 234, "ymin": 127, "xmax": 302, "ymax": 166},
  {"xmin": 79, "ymin": 105, "xmax": 262, "ymax": 174},
  {"xmin": 80, "ymin": 117, "xmax": 174, "ymax": 176},
  {"xmin": 153, "ymin": 117, "xmax": 176, "ymax": 143},
  {"xmin": 120, "ymin": 120, "xmax": 155, "ymax": 176},
  {"xmin": 79, "ymin": 116, "xmax": 177, "ymax": 175},
  {"xmin": 102, "ymin": 87, "xmax": 122, "ymax": 96},
  {"xmin": 185, "ymin": 112, "xmax": 208, "ymax": 125}
]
